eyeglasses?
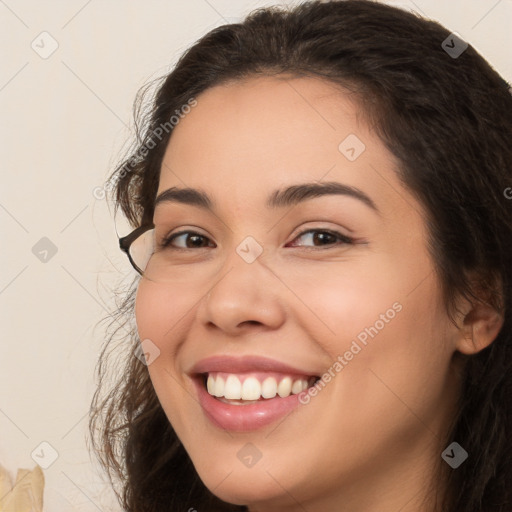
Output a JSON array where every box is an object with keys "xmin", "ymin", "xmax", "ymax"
[
  {"xmin": 119, "ymin": 224, "xmax": 156, "ymax": 277},
  {"xmin": 119, "ymin": 223, "xmax": 213, "ymax": 283},
  {"xmin": 120, "ymin": 221, "xmax": 353, "ymax": 284}
]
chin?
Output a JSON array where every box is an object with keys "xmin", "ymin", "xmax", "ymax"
[{"xmin": 202, "ymin": 475, "xmax": 284, "ymax": 509}]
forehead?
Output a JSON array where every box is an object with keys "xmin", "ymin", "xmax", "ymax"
[
  {"xmin": 156, "ymin": 75, "xmax": 415, "ymax": 219},
  {"xmin": 161, "ymin": 75, "xmax": 365, "ymax": 177}
]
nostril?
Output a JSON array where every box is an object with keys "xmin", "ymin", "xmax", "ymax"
[{"xmin": 240, "ymin": 320, "xmax": 262, "ymax": 327}]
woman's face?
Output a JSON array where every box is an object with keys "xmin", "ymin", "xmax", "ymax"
[{"xmin": 135, "ymin": 76, "xmax": 463, "ymax": 511}]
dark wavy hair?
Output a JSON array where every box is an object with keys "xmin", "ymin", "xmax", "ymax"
[{"xmin": 88, "ymin": 1, "xmax": 512, "ymax": 510}]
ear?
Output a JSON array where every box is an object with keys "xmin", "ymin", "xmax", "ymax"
[{"xmin": 456, "ymin": 299, "xmax": 504, "ymax": 355}]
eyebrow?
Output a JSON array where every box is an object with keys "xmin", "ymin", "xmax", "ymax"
[{"xmin": 154, "ymin": 181, "xmax": 379, "ymax": 213}]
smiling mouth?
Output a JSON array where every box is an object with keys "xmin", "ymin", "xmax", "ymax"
[{"xmin": 199, "ymin": 372, "xmax": 321, "ymax": 405}]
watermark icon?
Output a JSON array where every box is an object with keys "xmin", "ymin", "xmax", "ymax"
[
  {"xmin": 442, "ymin": 442, "xmax": 468, "ymax": 469},
  {"xmin": 237, "ymin": 443, "xmax": 262, "ymax": 468},
  {"xmin": 31, "ymin": 441, "xmax": 59, "ymax": 469},
  {"xmin": 299, "ymin": 301, "xmax": 403, "ymax": 404},
  {"xmin": 32, "ymin": 237, "xmax": 58, "ymax": 263},
  {"xmin": 134, "ymin": 338, "xmax": 161, "ymax": 365},
  {"xmin": 441, "ymin": 32, "xmax": 468, "ymax": 59},
  {"xmin": 31, "ymin": 31, "xmax": 59, "ymax": 59},
  {"xmin": 236, "ymin": 236, "xmax": 264, "ymax": 263},
  {"xmin": 338, "ymin": 133, "xmax": 366, "ymax": 162},
  {"xmin": 93, "ymin": 97, "xmax": 197, "ymax": 200},
  {"xmin": 92, "ymin": 186, "xmax": 106, "ymax": 200},
  {"xmin": 504, "ymin": 187, "xmax": 512, "ymax": 200}
]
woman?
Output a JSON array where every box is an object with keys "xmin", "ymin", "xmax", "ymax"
[{"xmin": 89, "ymin": 1, "xmax": 512, "ymax": 511}]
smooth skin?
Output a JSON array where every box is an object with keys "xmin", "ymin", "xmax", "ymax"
[{"xmin": 134, "ymin": 75, "xmax": 503, "ymax": 512}]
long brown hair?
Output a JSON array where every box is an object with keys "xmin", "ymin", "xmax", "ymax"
[{"xmin": 89, "ymin": 1, "xmax": 512, "ymax": 510}]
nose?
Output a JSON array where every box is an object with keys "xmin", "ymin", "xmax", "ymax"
[{"xmin": 196, "ymin": 250, "xmax": 287, "ymax": 336}]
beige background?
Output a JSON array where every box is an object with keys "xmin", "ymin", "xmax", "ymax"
[{"xmin": 0, "ymin": 0, "xmax": 511, "ymax": 510}]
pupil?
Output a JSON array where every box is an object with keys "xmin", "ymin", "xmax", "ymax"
[
  {"xmin": 188, "ymin": 234, "xmax": 205, "ymax": 248},
  {"xmin": 180, "ymin": 231, "xmax": 336, "ymax": 248},
  {"xmin": 314, "ymin": 232, "xmax": 333, "ymax": 245}
]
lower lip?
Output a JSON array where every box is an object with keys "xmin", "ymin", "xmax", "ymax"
[{"xmin": 193, "ymin": 377, "xmax": 305, "ymax": 432}]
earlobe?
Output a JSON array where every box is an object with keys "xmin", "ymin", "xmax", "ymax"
[{"xmin": 456, "ymin": 302, "xmax": 504, "ymax": 355}]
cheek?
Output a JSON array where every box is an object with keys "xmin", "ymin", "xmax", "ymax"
[
  {"xmin": 133, "ymin": 280, "xmax": 196, "ymax": 429},
  {"xmin": 134, "ymin": 279, "xmax": 198, "ymax": 345},
  {"xmin": 299, "ymin": 268, "xmax": 455, "ymax": 456},
  {"xmin": 284, "ymin": 262, "xmax": 402, "ymax": 361},
  {"xmin": 134, "ymin": 281, "xmax": 166, "ymax": 341},
  {"xmin": 291, "ymin": 255, "xmax": 452, "ymax": 399}
]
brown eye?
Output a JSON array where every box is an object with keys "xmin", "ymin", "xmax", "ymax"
[
  {"xmin": 287, "ymin": 229, "xmax": 354, "ymax": 248},
  {"xmin": 161, "ymin": 231, "xmax": 215, "ymax": 249}
]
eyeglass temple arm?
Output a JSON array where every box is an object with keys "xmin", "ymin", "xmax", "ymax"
[{"xmin": 118, "ymin": 223, "xmax": 154, "ymax": 254}]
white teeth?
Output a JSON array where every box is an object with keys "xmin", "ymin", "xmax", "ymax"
[
  {"xmin": 241, "ymin": 377, "xmax": 261, "ymax": 400},
  {"xmin": 207, "ymin": 375, "xmax": 216, "ymax": 395},
  {"xmin": 277, "ymin": 377, "xmax": 292, "ymax": 397},
  {"xmin": 261, "ymin": 377, "xmax": 277, "ymax": 399},
  {"xmin": 292, "ymin": 378, "xmax": 306, "ymax": 395},
  {"xmin": 205, "ymin": 373, "xmax": 311, "ymax": 400},
  {"xmin": 224, "ymin": 375, "xmax": 242, "ymax": 399},
  {"xmin": 213, "ymin": 375, "xmax": 225, "ymax": 397}
]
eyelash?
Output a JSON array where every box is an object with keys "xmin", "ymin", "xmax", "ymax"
[{"xmin": 160, "ymin": 228, "xmax": 355, "ymax": 251}]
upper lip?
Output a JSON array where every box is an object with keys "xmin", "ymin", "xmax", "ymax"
[{"xmin": 189, "ymin": 355, "xmax": 320, "ymax": 377}]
